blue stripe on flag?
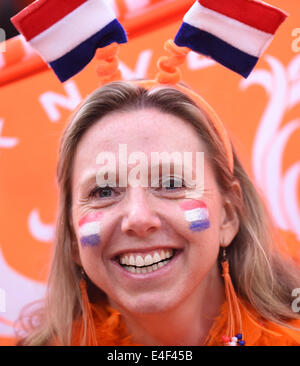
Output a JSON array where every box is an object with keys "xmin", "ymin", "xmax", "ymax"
[
  {"xmin": 80, "ymin": 234, "xmax": 101, "ymax": 247},
  {"xmin": 190, "ymin": 220, "xmax": 210, "ymax": 232},
  {"xmin": 50, "ymin": 19, "xmax": 127, "ymax": 82},
  {"xmin": 174, "ymin": 22, "xmax": 259, "ymax": 78}
]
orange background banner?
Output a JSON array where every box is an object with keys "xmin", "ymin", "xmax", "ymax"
[{"xmin": 0, "ymin": 0, "xmax": 299, "ymax": 345}]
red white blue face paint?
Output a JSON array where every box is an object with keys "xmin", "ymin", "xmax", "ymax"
[
  {"xmin": 78, "ymin": 211, "xmax": 103, "ymax": 247},
  {"xmin": 180, "ymin": 200, "xmax": 210, "ymax": 232}
]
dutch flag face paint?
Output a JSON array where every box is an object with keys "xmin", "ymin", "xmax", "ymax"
[
  {"xmin": 180, "ymin": 200, "xmax": 210, "ymax": 232},
  {"xmin": 78, "ymin": 211, "xmax": 103, "ymax": 247}
]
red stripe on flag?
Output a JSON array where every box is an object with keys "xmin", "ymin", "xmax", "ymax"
[
  {"xmin": 198, "ymin": 0, "xmax": 287, "ymax": 34},
  {"xmin": 11, "ymin": 0, "xmax": 88, "ymax": 41},
  {"xmin": 79, "ymin": 211, "xmax": 103, "ymax": 227},
  {"xmin": 180, "ymin": 200, "xmax": 207, "ymax": 211}
]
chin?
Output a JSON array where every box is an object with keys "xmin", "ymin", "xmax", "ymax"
[{"xmin": 117, "ymin": 293, "xmax": 181, "ymax": 315}]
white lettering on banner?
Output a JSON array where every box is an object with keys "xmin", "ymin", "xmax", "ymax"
[
  {"xmin": 0, "ymin": 119, "xmax": 19, "ymax": 149},
  {"xmin": 39, "ymin": 80, "xmax": 82, "ymax": 122},
  {"xmin": 0, "ymin": 248, "xmax": 46, "ymax": 337},
  {"xmin": 28, "ymin": 209, "xmax": 55, "ymax": 243},
  {"xmin": 187, "ymin": 52, "xmax": 216, "ymax": 70},
  {"xmin": 240, "ymin": 55, "xmax": 300, "ymax": 240},
  {"xmin": 0, "ymin": 28, "xmax": 6, "ymax": 53},
  {"xmin": 119, "ymin": 50, "xmax": 152, "ymax": 80},
  {"xmin": 291, "ymin": 28, "xmax": 300, "ymax": 53},
  {"xmin": 282, "ymin": 161, "xmax": 300, "ymax": 239},
  {"xmin": 0, "ymin": 288, "xmax": 5, "ymax": 313},
  {"xmin": 124, "ymin": 0, "xmax": 149, "ymax": 12}
]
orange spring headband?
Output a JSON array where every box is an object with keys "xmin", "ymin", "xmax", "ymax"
[
  {"xmin": 11, "ymin": 0, "xmax": 288, "ymax": 176},
  {"xmin": 96, "ymin": 40, "xmax": 234, "ymax": 173}
]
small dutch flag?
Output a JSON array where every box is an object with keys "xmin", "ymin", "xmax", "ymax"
[
  {"xmin": 174, "ymin": 0, "xmax": 288, "ymax": 78},
  {"xmin": 11, "ymin": 0, "xmax": 127, "ymax": 82}
]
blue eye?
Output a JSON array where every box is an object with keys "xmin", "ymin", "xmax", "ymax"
[{"xmin": 90, "ymin": 186, "xmax": 117, "ymax": 198}]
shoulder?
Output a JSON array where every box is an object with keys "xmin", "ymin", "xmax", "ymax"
[
  {"xmin": 238, "ymin": 300, "xmax": 300, "ymax": 346},
  {"xmin": 256, "ymin": 318, "xmax": 300, "ymax": 346}
]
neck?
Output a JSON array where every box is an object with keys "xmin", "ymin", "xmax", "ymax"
[{"xmin": 109, "ymin": 264, "xmax": 225, "ymax": 346}]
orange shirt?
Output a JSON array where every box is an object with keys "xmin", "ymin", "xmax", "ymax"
[{"xmin": 69, "ymin": 300, "xmax": 300, "ymax": 346}]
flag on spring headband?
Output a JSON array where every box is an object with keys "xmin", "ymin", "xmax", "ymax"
[
  {"xmin": 11, "ymin": 0, "xmax": 127, "ymax": 82},
  {"xmin": 174, "ymin": 0, "xmax": 288, "ymax": 78}
]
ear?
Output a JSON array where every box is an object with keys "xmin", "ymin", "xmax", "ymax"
[{"xmin": 219, "ymin": 180, "xmax": 241, "ymax": 248}]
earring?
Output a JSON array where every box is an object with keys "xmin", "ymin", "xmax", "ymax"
[
  {"xmin": 79, "ymin": 267, "xmax": 98, "ymax": 346},
  {"xmin": 221, "ymin": 247, "xmax": 245, "ymax": 346}
]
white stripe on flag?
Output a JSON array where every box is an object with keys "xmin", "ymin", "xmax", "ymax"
[
  {"xmin": 79, "ymin": 221, "xmax": 101, "ymax": 237},
  {"xmin": 29, "ymin": 0, "xmax": 116, "ymax": 62},
  {"xmin": 184, "ymin": 2, "xmax": 272, "ymax": 58},
  {"xmin": 184, "ymin": 208, "xmax": 208, "ymax": 222}
]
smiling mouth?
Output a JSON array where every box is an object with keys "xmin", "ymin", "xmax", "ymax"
[{"xmin": 117, "ymin": 249, "xmax": 180, "ymax": 274}]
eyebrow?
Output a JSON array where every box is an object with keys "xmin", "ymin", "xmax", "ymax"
[
  {"xmin": 79, "ymin": 171, "xmax": 97, "ymax": 189},
  {"xmin": 78, "ymin": 169, "xmax": 116, "ymax": 192}
]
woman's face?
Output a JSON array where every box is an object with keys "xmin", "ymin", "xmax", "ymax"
[{"xmin": 71, "ymin": 108, "xmax": 239, "ymax": 314}]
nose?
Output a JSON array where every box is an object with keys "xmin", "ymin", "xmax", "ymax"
[{"xmin": 121, "ymin": 187, "xmax": 161, "ymax": 237}]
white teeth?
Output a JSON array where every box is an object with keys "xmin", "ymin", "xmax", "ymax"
[
  {"xmin": 123, "ymin": 259, "xmax": 171, "ymax": 274},
  {"xmin": 147, "ymin": 266, "xmax": 153, "ymax": 273},
  {"xmin": 129, "ymin": 255, "xmax": 135, "ymax": 266},
  {"xmin": 144, "ymin": 254, "xmax": 153, "ymax": 266},
  {"xmin": 119, "ymin": 249, "xmax": 174, "ymax": 267},
  {"xmin": 135, "ymin": 255, "xmax": 144, "ymax": 267},
  {"xmin": 165, "ymin": 249, "xmax": 173, "ymax": 259},
  {"xmin": 153, "ymin": 252, "xmax": 161, "ymax": 263}
]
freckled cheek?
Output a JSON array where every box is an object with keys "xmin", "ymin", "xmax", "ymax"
[
  {"xmin": 179, "ymin": 200, "xmax": 210, "ymax": 233},
  {"xmin": 77, "ymin": 212, "xmax": 104, "ymax": 248}
]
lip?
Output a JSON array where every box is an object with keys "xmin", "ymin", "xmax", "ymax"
[{"xmin": 111, "ymin": 249, "xmax": 183, "ymax": 280}]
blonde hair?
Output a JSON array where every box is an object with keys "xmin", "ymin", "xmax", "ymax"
[{"xmin": 16, "ymin": 81, "xmax": 300, "ymax": 345}]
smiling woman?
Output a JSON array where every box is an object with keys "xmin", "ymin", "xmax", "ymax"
[{"xmin": 15, "ymin": 81, "xmax": 300, "ymax": 346}]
